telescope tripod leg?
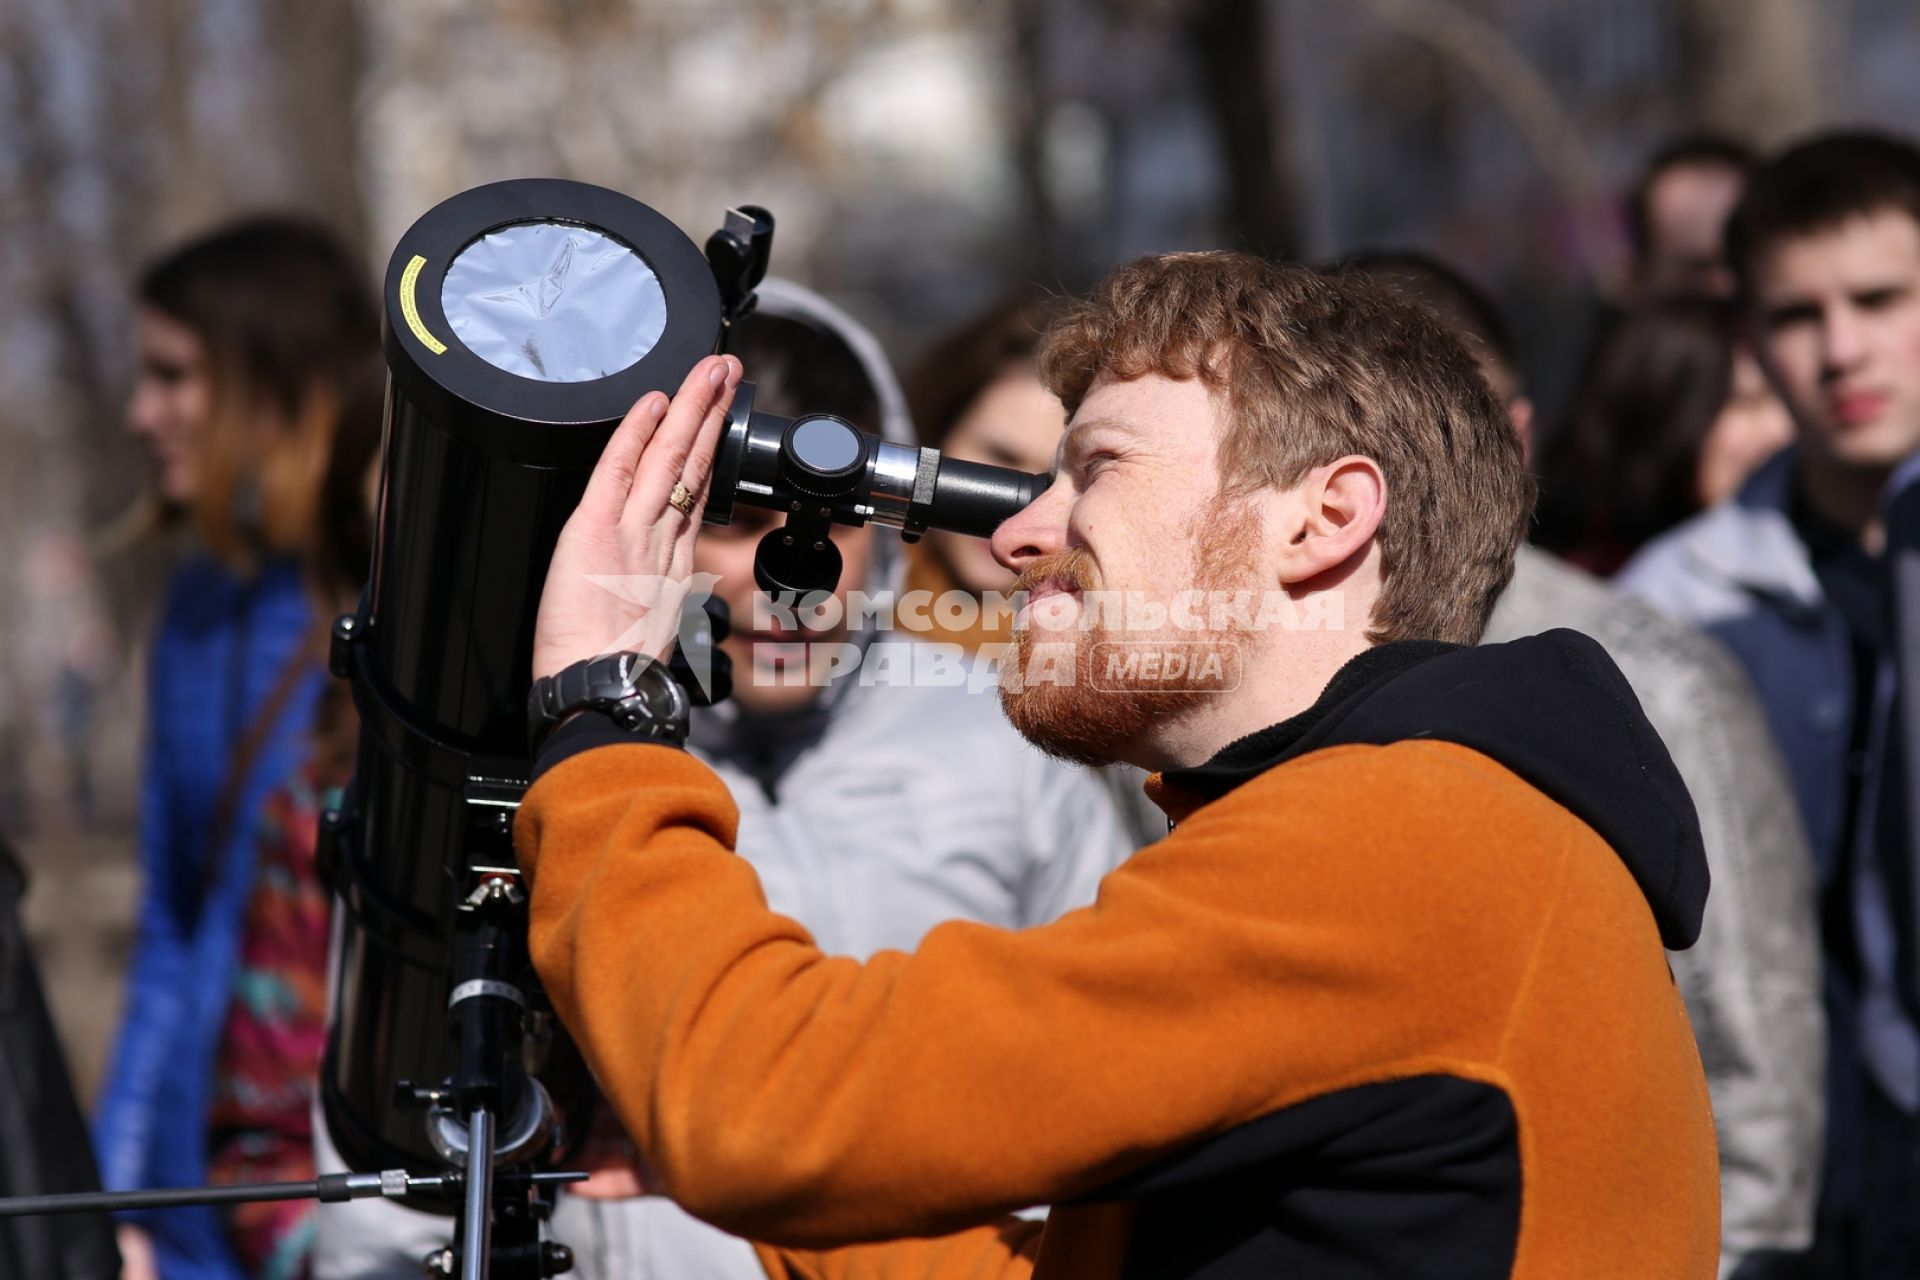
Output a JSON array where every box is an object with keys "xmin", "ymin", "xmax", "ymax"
[
  {"xmin": 424, "ymin": 1152, "xmax": 571, "ymax": 1280},
  {"xmin": 418, "ymin": 878, "xmax": 573, "ymax": 1279},
  {"xmin": 461, "ymin": 1106, "xmax": 495, "ymax": 1280}
]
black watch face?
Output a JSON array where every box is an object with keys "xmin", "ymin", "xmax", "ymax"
[
  {"xmin": 611, "ymin": 652, "xmax": 648, "ymax": 686},
  {"xmin": 618, "ymin": 662, "xmax": 689, "ymax": 737}
]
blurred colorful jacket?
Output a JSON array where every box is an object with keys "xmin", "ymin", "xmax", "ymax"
[{"xmin": 92, "ymin": 553, "xmax": 325, "ymax": 1280}]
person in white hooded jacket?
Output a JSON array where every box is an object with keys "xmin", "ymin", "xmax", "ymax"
[{"xmin": 311, "ymin": 280, "xmax": 1133, "ymax": 1280}]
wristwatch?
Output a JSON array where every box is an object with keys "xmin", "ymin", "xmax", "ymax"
[{"xmin": 527, "ymin": 652, "xmax": 692, "ymax": 754}]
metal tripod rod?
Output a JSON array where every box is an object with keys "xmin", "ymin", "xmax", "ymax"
[
  {"xmin": 0, "ymin": 1169, "xmax": 593, "ymax": 1218},
  {"xmin": 461, "ymin": 1106, "xmax": 495, "ymax": 1280},
  {"xmin": 0, "ymin": 1181, "xmax": 335, "ymax": 1217}
]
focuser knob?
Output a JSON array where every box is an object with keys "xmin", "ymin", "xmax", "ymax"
[{"xmin": 780, "ymin": 415, "xmax": 868, "ymax": 498}]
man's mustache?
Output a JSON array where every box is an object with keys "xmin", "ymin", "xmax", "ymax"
[{"xmin": 1012, "ymin": 548, "xmax": 1098, "ymax": 598}]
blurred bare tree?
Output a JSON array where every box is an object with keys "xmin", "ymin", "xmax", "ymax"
[
  {"xmin": 0, "ymin": 0, "xmax": 369, "ymax": 1096},
  {"xmin": 1345, "ymin": 0, "xmax": 1606, "ymax": 274},
  {"xmin": 1189, "ymin": 0, "xmax": 1299, "ymax": 259},
  {"xmin": 0, "ymin": 0, "xmax": 367, "ymax": 697},
  {"xmin": 2, "ymin": 0, "xmax": 366, "ymax": 566},
  {"xmin": 1677, "ymin": 0, "xmax": 1827, "ymax": 147}
]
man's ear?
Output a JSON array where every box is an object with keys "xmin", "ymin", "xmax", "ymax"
[
  {"xmin": 1508, "ymin": 397, "xmax": 1536, "ymax": 463},
  {"xmin": 1272, "ymin": 455, "xmax": 1386, "ymax": 586}
]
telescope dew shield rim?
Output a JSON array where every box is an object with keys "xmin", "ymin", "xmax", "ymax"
[{"xmin": 384, "ymin": 178, "xmax": 722, "ymax": 468}]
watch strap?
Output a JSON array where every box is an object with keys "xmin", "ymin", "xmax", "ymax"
[{"xmin": 528, "ymin": 652, "xmax": 690, "ymax": 755}]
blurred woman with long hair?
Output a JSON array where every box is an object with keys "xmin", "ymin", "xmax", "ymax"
[
  {"xmin": 94, "ymin": 217, "xmax": 377, "ymax": 1280},
  {"xmin": 900, "ymin": 290, "xmax": 1165, "ymax": 845},
  {"xmin": 901, "ymin": 288, "xmax": 1067, "ymax": 651},
  {"xmin": 1535, "ymin": 296, "xmax": 1794, "ymax": 575},
  {"xmin": 197, "ymin": 358, "xmax": 382, "ymax": 1280}
]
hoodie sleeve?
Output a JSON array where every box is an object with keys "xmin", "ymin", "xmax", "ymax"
[
  {"xmin": 750, "ymin": 1217, "xmax": 1043, "ymax": 1280},
  {"xmin": 515, "ymin": 739, "xmax": 1560, "ymax": 1249}
]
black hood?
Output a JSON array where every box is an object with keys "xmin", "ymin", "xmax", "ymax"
[{"xmin": 1160, "ymin": 631, "xmax": 1709, "ymax": 950}]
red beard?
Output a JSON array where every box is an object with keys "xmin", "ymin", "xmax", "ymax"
[{"xmin": 999, "ymin": 508, "xmax": 1257, "ymax": 767}]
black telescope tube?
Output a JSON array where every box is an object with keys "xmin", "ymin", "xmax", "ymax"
[
  {"xmin": 322, "ymin": 179, "xmax": 723, "ymax": 1182},
  {"xmin": 925, "ymin": 458, "xmax": 1050, "ymax": 539},
  {"xmin": 322, "ymin": 178, "xmax": 1049, "ymax": 1192}
]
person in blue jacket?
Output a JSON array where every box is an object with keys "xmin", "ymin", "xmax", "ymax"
[
  {"xmin": 95, "ymin": 217, "xmax": 377, "ymax": 1280},
  {"xmin": 1622, "ymin": 130, "xmax": 1920, "ymax": 1276}
]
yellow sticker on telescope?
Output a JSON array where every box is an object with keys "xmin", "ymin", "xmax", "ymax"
[{"xmin": 399, "ymin": 255, "xmax": 448, "ymax": 355}]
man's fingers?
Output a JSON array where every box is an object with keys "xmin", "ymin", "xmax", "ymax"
[
  {"xmin": 570, "ymin": 1163, "xmax": 649, "ymax": 1200},
  {"xmin": 662, "ymin": 375, "xmax": 732, "ymax": 563},
  {"xmin": 627, "ymin": 355, "xmax": 741, "ymax": 525},
  {"xmin": 677, "ymin": 355, "xmax": 740, "ymax": 503},
  {"xmin": 579, "ymin": 392, "xmax": 668, "ymax": 522}
]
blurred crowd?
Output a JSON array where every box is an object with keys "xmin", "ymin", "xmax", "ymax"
[{"xmin": 7, "ymin": 119, "xmax": 1920, "ymax": 1280}]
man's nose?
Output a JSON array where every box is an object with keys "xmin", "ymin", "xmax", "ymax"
[
  {"xmin": 1822, "ymin": 304, "xmax": 1869, "ymax": 375},
  {"xmin": 125, "ymin": 384, "xmax": 158, "ymax": 435},
  {"xmin": 991, "ymin": 477, "xmax": 1069, "ymax": 573}
]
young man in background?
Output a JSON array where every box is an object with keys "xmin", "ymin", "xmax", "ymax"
[
  {"xmin": 1625, "ymin": 129, "xmax": 1920, "ymax": 1276},
  {"xmin": 1339, "ymin": 250, "xmax": 1822, "ymax": 1278}
]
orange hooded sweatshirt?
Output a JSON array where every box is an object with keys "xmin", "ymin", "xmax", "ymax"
[{"xmin": 515, "ymin": 633, "xmax": 1720, "ymax": 1279}]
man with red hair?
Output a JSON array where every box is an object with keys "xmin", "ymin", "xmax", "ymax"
[{"xmin": 516, "ymin": 252, "xmax": 1719, "ymax": 1278}]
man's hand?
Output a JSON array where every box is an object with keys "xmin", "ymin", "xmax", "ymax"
[
  {"xmin": 532, "ymin": 354, "xmax": 742, "ymax": 681},
  {"xmin": 117, "ymin": 1224, "xmax": 158, "ymax": 1280},
  {"xmin": 568, "ymin": 1102, "xmax": 662, "ymax": 1201}
]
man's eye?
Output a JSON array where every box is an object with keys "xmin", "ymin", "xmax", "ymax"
[
  {"xmin": 1856, "ymin": 286, "xmax": 1908, "ymax": 312},
  {"xmin": 1765, "ymin": 304, "xmax": 1819, "ymax": 331}
]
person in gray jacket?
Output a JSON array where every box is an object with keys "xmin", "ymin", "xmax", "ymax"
[
  {"xmin": 312, "ymin": 280, "xmax": 1133, "ymax": 1279},
  {"xmin": 1620, "ymin": 132, "xmax": 1920, "ymax": 1277},
  {"xmin": 1346, "ymin": 251, "xmax": 1825, "ymax": 1280}
]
